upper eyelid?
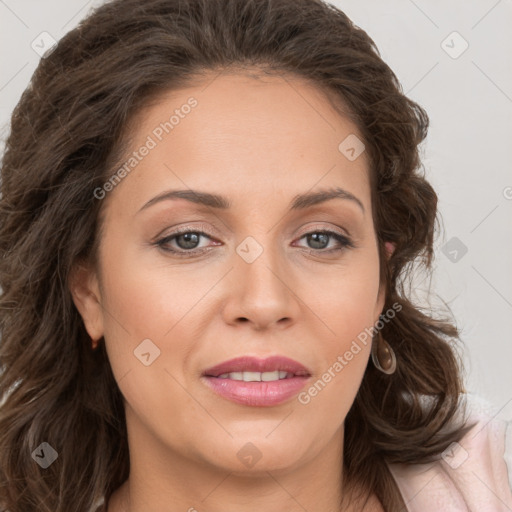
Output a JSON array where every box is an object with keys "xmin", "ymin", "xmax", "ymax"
[
  {"xmin": 154, "ymin": 222, "xmax": 219, "ymax": 241},
  {"xmin": 158, "ymin": 223, "xmax": 350, "ymax": 239}
]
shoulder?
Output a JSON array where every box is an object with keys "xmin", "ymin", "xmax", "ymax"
[{"xmin": 387, "ymin": 393, "xmax": 512, "ymax": 511}]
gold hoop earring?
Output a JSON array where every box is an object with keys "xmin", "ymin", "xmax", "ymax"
[{"xmin": 371, "ymin": 331, "xmax": 396, "ymax": 375}]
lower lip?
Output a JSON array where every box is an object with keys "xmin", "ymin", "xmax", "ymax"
[{"xmin": 202, "ymin": 375, "xmax": 310, "ymax": 406}]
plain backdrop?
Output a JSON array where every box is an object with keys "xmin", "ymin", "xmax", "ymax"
[{"xmin": 0, "ymin": 1, "xmax": 511, "ymax": 413}]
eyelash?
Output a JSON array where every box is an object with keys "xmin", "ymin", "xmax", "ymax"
[{"xmin": 153, "ymin": 226, "xmax": 356, "ymax": 258}]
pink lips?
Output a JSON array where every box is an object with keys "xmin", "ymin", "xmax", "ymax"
[
  {"xmin": 203, "ymin": 355, "xmax": 311, "ymax": 377},
  {"xmin": 201, "ymin": 356, "xmax": 312, "ymax": 407}
]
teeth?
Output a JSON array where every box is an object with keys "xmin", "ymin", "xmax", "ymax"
[
  {"xmin": 263, "ymin": 371, "xmax": 281, "ymax": 381},
  {"xmin": 243, "ymin": 371, "xmax": 262, "ymax": 381},
  {"xmin": 217, "ymin": 371, "xmax": 292, "ymax": 381}
]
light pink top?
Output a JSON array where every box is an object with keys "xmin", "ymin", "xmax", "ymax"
[
  {"xmin": 91, "ymin": 394, "xmax": 512, "ymax": 511},
  {"xmin": 388, "ymin": 394, "xmax": 512, "ymax": 511}
]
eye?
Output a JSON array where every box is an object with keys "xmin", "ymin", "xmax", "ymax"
[
  {"xmin": 155, "ymin": 228, "xmax": 219, "ymax": 256},
  {"xmin": 294, "ymin": 230, "xmax": 355, "ymax": 253}
]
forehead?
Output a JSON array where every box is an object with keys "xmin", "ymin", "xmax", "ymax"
[{"xmin": 102, "ymin": 70, "xmax": 371, "ymax": 216}]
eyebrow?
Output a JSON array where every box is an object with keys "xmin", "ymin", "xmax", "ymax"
[{"xmin": 138, "ymin": 186, "xmax": 365, "ymax": 214}]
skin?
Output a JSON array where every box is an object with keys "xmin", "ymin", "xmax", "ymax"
[{"xmin": 70, "ymin": 69, "xmax": 392, "ymax": 512}]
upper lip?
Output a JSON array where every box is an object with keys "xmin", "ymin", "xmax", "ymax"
[{"xmin": 202, "ymin": 356, "xmax": 311, "ymax": 378}]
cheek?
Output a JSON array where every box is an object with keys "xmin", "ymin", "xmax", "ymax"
[
  {"xmin": 99, "ymin": 245, "xmax": 209, "ymax": 340},
  {"xmin": 296, "ymin": 319, "xmax": 373, "ymax": 445},
  {"xmin": 98, "ymin": 251, "xmax": 204, "ymax": 427},
  {"xmin": 308, "ymin": 251, "xmax": 380, "ymax": 397},
  {"xmin": 320, "ymin": 251, "xmax": 381, "ymax": 342},
  {"xmin": 298, "ymin": 279, "xmax": 377, "ymax": 428},
  {"xmin": 322, "ymin": 287, "xmax": 375, "ymax": 392},
  {"xmin": 97, "ymin": 239, "xmax": 227, "ymax": 395}
]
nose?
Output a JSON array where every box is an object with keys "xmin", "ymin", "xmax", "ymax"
[{"xmin": 220, "ymin": 238, "xmax": 302, "ymax": 331}]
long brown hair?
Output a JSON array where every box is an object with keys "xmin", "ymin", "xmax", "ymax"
[{"xmin": 0, "ymin": 0, "xmax": 470, "ymax": 510}]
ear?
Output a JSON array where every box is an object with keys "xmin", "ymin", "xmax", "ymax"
[
  {"xmin": 384, "ymin": 241, "xmax": 396, "ymax": 258},
  {"xmin": 68, "ymin": 260, "xmax": 104, "ymax": 342}
]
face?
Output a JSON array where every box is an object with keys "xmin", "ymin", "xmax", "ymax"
[{"xmin": 71, "ymin": 70, "xmax": 387, "ymax": 478}]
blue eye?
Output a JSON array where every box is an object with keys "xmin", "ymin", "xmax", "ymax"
[
  {"xmin": 154, "ymin": 228, "xmax": 355, "ymax": 258},
  {"xmin": 295, "ymin": 231, "xmax": 354, "ymax": 252},
  {"xmin": 155, "ymin": 229, "xmax": 216, "ymax": 256}
]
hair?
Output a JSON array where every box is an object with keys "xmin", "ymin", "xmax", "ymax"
[{"xmin": 0, "ymin": 0, "xmax": 472, "ymax": 510}]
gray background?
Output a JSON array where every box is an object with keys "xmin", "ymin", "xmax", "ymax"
[{"xmin": 0, "ymin": 0, "xmax": 511, "ymax": 412}]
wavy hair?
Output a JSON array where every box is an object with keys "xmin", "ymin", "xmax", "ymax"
[{"xmin": 0, "ymin": 0, "xmax": 471, "ymax": 510}]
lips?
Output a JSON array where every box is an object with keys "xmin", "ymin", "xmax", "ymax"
[
  {"xmin": 202, "ymin": 355, "xmax": 311, "ymax": 378},
  {"xmin": 201, "ymin": 355, "xmax": 312, "ymax": 406}
]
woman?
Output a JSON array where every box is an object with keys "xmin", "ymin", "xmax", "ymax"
[{"xmin": 0, "ymin": 0, "xmax": 510, "ymax": 510}]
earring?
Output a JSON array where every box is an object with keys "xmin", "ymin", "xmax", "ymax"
[
  {"xmin": 91, "ymin": 337, "xmax": 100, "ymax": 350},
  {"xmin": 371, "ymin": 331, "xmax": 396, "ymax": 375}
]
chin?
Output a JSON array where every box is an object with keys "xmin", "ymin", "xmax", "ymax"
[{"xmin": 199, "ymin": 437, "xmax": 309, "ymax": 475}]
